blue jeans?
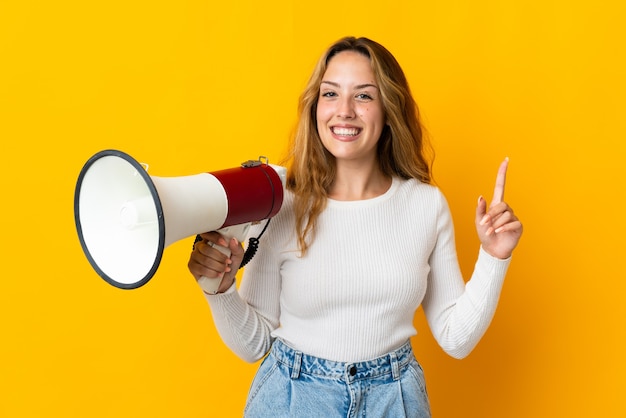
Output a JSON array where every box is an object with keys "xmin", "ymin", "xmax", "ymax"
[{"xmin": 244, "ymin": 339, "xmax": 431, "ymax": 417}]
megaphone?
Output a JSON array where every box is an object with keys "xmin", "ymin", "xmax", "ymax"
[{"xmin": 74, "ymin": 149, "xmax": 286, "ymax": 293}]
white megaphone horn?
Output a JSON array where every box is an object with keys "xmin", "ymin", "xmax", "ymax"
[{"xmin": 74, "ymin": 149, "xmax": 286, "ymax": 293}]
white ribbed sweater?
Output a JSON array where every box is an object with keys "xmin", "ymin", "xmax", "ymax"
[{"xmin": 205, "ymin": 177, "xmax": 510, "ymax": 363}]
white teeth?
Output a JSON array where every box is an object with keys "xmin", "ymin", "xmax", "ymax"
[{"xmin": 332, "ymin": 127, "xmax": 360, "ymax": 136}]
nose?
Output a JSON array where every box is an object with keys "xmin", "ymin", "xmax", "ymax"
[{"xmin": 337, "ymin": 97, "xmax": 356, "ymax": 119}]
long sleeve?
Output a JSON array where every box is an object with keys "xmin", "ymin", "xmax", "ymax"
[
  {"xmin": 203, "ymin": 215, "xmax": 290, "ymax": 363},
  {"xmin": 421, "ymin": 192, "xmax": 510, "ymax": 359},
  {"xmin": 203, "ymin": 280, "xmax": 277, "ymax": 363}
]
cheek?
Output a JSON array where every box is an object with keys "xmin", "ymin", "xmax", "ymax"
[
  {"xmin": 315, "ymin": 106, "xmax": 328, "ymax": 138},
  {"xmin": 370, "ymin": 107, "xmax": 385, "ymax": 127},
  {"xmin": 359, "ymin": 104, "xmax": 383, "ymax": 120},
  {"xmin": 316, "ymin": 102, "xmax": 332, "ymax": 123}
]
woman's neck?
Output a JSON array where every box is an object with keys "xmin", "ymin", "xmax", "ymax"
[{"xmin": 328, "ymin": 163, "xmax": 392, "ymax": 201}]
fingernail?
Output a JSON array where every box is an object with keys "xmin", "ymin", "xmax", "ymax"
[
  {"xmin": 480, "ymin": 214, "xmax": 489, "ymax": 225},
  {"xmin": 495, "ymin": 226, "xmax": 504, "ymax": 234},
  {"xmin": 231, "ymin": 237, "xmax": 238, "ymax": 245},
  {"xmin": 477, "ymin": 195, "xmax": 484, "ymax": 204},
  {"xmin": 486, "ymin": 227, "xmax": 493, "ymax": 236}
]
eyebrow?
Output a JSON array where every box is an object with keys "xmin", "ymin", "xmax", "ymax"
[{"xmin": 321, "ymin": 80, "xmax": 379, "ymax": 90}]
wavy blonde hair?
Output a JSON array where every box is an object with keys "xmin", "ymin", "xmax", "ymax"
[{"xmin": 284, "ymin": 36, "xmax": 433, "ymax": 255}]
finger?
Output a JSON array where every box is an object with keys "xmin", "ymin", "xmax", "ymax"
[
  {"xmin": 476, "ymin": 195, "xmax": 488, "ymax": 224},
  {"xmin": 196, "ymin": 233, "xmax": 229, "ymax": 255},
  {"xmin": 198, "ymin": 232, "xmax": 229, "ymax": 246},
  {"xmin": 481, "ymin": 202, "xmax": 512, "ymax": 229},
  {"xmin": 188, "ymin": 251, "xmax": 231, "ymax": 279},
  {"xmin": 188, "ymin": 256, "xmax": 219, "ymax": 279},
  {"xmin": 229, "ymin": 238, "xmax": 244, "ymax": 257},
  {"xmin": 492, "ymin": 157, "xmax": 509, "ymax": 206},
  {"xmin": 196, "ymin": 242, "xmax": 233, "ymax": 271},
  {"xmin": 227, "ymin": 238, "xmax": 245, "ymax": 271},
  {"xmin": 487, "ymin": 201, "xmax": 513, "ymax": 220},
  {"xmin": 494, "ymin": 220, "xmax": 523, "ymax": 235},
  {"xmin": 490, "ymin": 210, "xmax": 514, "ymax": 231}
]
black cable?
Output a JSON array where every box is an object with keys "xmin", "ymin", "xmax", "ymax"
[{"xmin": 240, "ymin": 218, "xmax": 271, "ymax": 269}]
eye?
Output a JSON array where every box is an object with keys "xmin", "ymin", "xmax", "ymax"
[
  {"xmin": 321, "ymin": 91, "xmax": 337, "ymax": 98},
  {"xmin": 356, "ymin": 93, "xmax": 374, "ymax": 101}
]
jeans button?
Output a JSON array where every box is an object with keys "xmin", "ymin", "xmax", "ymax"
[{"xmin": 349, "ymin": 366, "xmax": 357, "ymax": 376}]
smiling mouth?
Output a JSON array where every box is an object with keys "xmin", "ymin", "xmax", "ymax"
[{"xmin": 331, "ymin": 127, "xmax": 361, "ymax": 137}]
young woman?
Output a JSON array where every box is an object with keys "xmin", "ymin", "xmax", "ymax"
[{"xmin": 188, "ymin": 36, "xmax": 523, "ymax": 417}]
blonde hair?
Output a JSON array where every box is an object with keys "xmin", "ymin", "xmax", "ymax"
[{"xmin": 284, "ymin": 36, "xmax": 433, "ymax": 255}]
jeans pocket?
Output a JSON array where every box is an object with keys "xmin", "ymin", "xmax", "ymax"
[
  {"xmin": 245, "ymin": 355, "xmax": 280, "ymax": 412},
  {"xmin": 407, "ymin": 359, "xmax": 428, "ymax": 395},
  {"xmin": 402, "ymin": 359, "xmax": 431, "ymax": 417}
]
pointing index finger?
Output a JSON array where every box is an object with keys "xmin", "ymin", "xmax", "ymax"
[{"xmin": 492, "ymin": 157, "xmax": 509, "ymax": 205}]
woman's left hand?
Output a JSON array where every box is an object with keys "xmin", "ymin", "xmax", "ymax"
[{"xmin": 476, "ymin": 158, "xmax": 523, "ymax": 259}]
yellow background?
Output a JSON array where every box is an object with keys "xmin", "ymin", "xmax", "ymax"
[{"xmin": 1, "ymin": 0, "xmax": 624, "ymax": 416}]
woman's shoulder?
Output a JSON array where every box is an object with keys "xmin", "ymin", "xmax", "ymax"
[
  {"xmin": 278, "ymin": 188, "xmax": 296, "ymax": 213},
  {"xmin": 392, "ymin": 178, "xmax": 452, "ymax": 226},
  {"xmin": 267, "ymin": 188, "xmax": 296, "ymax": 227},
  {"xmin": 395, "ymin": 177, "xmax": 446, "ymax": 200}
]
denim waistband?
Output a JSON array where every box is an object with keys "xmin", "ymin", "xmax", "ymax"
[{"xmin": 270, "ymin": 339, "xmax": 415, "ymax": 382}]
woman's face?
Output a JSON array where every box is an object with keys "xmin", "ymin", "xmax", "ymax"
[{"xmin": 316, "ymin": 50, "xmax": 385, "ymax": 166}]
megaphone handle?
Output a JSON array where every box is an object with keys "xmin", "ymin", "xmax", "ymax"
[{"xmin": 197, "ymin": 223, "xmax": 251, "ymax": 295}]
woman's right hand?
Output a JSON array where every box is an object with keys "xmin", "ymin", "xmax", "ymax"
[{"xmin": 187, "ymin": 232, "xmax": 244, "ymax": 294}]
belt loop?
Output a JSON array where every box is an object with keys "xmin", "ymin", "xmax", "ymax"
[
  {"xmin": 291, "ymin": 351, "xmax": 303, "ymax": 380},
  {"xmin": 390, "ymin": 351, "xmax": 400, "ymax": 381}
]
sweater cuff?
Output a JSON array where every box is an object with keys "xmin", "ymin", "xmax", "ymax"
[
  {"xmin": 203, "ymin": 278, "xmax": 237, "ymax": 298},
  {"xmin": 478, "ymin": 246, "xmax": 511, "ymax": 279}
]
